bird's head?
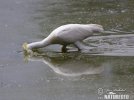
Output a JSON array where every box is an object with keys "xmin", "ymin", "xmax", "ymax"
[{"xmin": 22, "ymin": 42, "xmax": 33, "ymax": 55}]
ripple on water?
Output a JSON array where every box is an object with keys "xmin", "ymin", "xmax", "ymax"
[{"xmin": 85, "ymin": 34, "xmax": 134, "ymax": 56}]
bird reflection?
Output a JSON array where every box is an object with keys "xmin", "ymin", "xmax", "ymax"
[{"xmin": 24, "ymin": 52, "xmax": 105, "ymax": 77}]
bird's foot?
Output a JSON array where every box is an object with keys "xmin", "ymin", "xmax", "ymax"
[
  {"xmin": 74, "ymin": 41, "xmax": 95, "ymax": 52},
  {"xmin": 61, "ymin": 47, "xmax": 68, "ymax": 53}
]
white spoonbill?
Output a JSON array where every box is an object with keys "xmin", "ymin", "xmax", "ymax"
[{"xmin": 23, "ymin": 24, "xmax": 104, "ymax": 52}]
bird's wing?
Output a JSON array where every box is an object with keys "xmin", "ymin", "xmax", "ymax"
[{"xmin": 54, "ymin": 25, "xmax": 92, "ymax": 43}]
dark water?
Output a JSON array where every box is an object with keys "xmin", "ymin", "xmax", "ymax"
[{"xmin": 0, "ymin": 0, "xmax": 134, "ymax": 100}]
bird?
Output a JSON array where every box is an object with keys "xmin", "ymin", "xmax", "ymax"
[{"xmin": 23, "ymin": 24, "xmax": 104, "ymax": 53}]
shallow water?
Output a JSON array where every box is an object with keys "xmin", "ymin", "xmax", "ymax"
[{"xmin": 0, "ymin": 0, "xmax": 134, "ymax": 100}]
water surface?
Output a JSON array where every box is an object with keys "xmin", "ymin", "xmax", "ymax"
[{"xmin": 0, "ymin": 0, "xmax": 134, "ymax": 100}]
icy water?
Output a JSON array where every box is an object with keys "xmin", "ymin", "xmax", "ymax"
[{"xmin": 0, "ymin": 0, "xmax": 134, "ymax": 100}]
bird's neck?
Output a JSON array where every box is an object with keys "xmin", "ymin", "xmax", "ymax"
[{"xmin": 27, "ymin": 37, "xmax": 51, "ymax": 50}]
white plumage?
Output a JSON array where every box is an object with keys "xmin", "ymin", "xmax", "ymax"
[{"xmin": 23, "ymin": 24, "xmax": 104, "ymax": 52}]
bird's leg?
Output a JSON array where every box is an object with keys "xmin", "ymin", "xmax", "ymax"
[
  {"xmin": 74, "ymin": 41, "xmax": 94, "ymax": 51},
  {"xmin": 61, "ymin": 45, "xmax": 67, "ymax": 53}
]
